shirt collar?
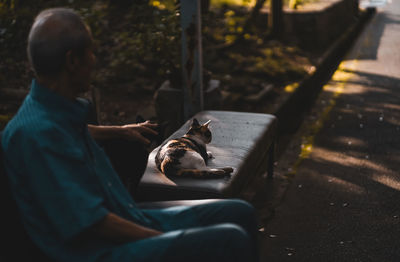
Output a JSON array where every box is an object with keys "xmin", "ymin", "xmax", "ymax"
[{"xmin": 29, "ymin": 79, "xmax": 89, "ymax": 126}]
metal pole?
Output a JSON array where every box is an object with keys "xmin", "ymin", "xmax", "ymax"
[{"xmin": 180, "ymin": 0, "xmax": 204, "ymax": 121}]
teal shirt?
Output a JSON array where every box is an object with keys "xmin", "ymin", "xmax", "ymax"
[{"xmin": 1, "ymin": 80, "xmax": 158, "ymax": 261}]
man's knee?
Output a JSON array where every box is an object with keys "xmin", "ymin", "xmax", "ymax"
[
  {"xmin": 217, "ymin": 199, "xmax": 257, "ymax": 224},
  {"xmin": 226, "ymin": 199, "xmax": 256, "ymax": 216},
  {"xmin": 217, "ymin": 223, "xmax": 251, "ymax": 243},
  {"xmin": 216, "ymin": 199, "xmax": 258, "ymax": 243},
  {"xmin": 201, "ymin": 223, "xmax": 255, "ymax": 261},
  {"xmin": 165, "ymin": 223, "xmax": 255, "ymax": 262},
  {"xmin": 189, "ymin": 223, "xmax": 252, "ymax": 251}
]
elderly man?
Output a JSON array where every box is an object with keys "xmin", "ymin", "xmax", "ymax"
[{"xmin": 1, "ymin": 8, "xmax": 258, "ymax": 262}]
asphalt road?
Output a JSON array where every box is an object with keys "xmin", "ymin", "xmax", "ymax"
[{"xmin": 260, "ymin": 2, "xmax": 400, "ymax": 261}]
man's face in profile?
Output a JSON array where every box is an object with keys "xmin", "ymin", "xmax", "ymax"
[{"xmin": 72, "ymin": 44, "xmax": 96, "ymax": 94}]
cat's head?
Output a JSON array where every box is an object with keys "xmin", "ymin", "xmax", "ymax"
[{"xmin": 186, "ymin": 118, "xmax": 212, "ymax": 144}]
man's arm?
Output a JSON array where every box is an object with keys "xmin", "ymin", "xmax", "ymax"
[
  {"xmin": 90, "ymin": 212, "xmax": 162, "ymax": 243},
  {"xmin": 88, "ymin": 121, "xmax": 158, "ymax": 146}
]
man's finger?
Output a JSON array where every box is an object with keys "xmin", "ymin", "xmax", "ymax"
[
  {"xmin": 139, "ymin": 126, "xmax": 158, "ymax": 136},
  {"xmin": 141, "ymin": 136, "xmax": 151, "ymax": 146},
  {"xmin": 134, "ymin": 133, "xmax": 151, "ymax": 145},
  {"xmin": 142, "ymin": 121, "xmax": 158, "ymax": 129}
]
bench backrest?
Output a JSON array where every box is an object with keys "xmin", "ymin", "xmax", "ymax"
[{"xmin": 0, "ymin": 131, "xmax": 52, "ymax": 261}]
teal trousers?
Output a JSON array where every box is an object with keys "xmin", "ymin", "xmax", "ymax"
[{"xmin": 103, "ymin": 199, "xmax": 258, "ymax": 262}]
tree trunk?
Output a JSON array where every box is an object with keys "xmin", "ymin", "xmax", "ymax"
[
  {"xmin": 243, "ymin": 0, "xmax": 267, "ymax": 34},
  {"xmin": 228, "ymin": 0, "xmax": 267, "ymax": 47},
  {"xmin": 269, "ymin": 0, "xmax": 283, "ymax": 36}
]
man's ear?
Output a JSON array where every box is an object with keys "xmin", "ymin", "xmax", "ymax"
[
  {"xmin": 191, "ymin": 118, "xmax": 200, "ymax": 128},
  {"xmin": 65, "ymin": 50, "xmax": 79, "ymax": 73}
]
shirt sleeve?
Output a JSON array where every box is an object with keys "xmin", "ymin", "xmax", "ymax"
[{"xmin": 5, "ymin": 126, "xmax": 109, "ymax": 242}]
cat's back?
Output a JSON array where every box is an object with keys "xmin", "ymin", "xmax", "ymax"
[
  {"xmin": 156, "ymin": 138, "xmax": 194, "ymax": 160},
  {"xmin": 155, "ymin": 137, "xmax": 204, "ymax": 171}
]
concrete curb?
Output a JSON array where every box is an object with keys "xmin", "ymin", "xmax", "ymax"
[{"xmin": 272, "ymin": 8, "xmax": 376, "ymax": 138}]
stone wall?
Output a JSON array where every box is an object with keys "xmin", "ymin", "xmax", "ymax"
[{"xmin": 262, "ymin": 0, "xmax": 359, "ymax": 50}]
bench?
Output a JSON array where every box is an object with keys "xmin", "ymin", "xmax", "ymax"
[{"xmin": 136, "ymin": 110, "xmax": 278, "ymax": 201}]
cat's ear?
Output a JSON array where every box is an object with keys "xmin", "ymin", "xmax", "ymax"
[
  {"xmin": 191, "ymin": 118, "xmax": 200, "ymax": 128},
  {"xmin": 203, "ymin": 120, "xmax": 211, "ymax": 128}
]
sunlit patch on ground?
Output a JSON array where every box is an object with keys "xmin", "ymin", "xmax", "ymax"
[
  {"xmin": 312, "ymin": 146, "xmax": 400, "ymax": 192},
  {"xmin": 372, "ymin": 173, "xmax": 400, "ymax": 191},
  {"xmin": 333, "ymin": 136, "xmax": 367, "ymax": 147},
  {"xmin": 303, "ymin": 148, "xmax": 400, "ymax": 199},
  {"xmin": 323, "ymin": 174, "xmax": 367, "ymax": 195},
  {"xmin": 323, "ymin": 83, "xmax": 364, "ymax": 95}
]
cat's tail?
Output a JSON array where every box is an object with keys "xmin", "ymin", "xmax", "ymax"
[
  {"xmin": 159, "ymin": 156, "xmax": 233, "ymax": 178},
  {"xmin": 176, "ymin": 167, "xmax": 233, "ymax": 178}
]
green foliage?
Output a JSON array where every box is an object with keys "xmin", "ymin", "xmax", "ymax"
[
  {"xmin": 0, "ymin": 0, "xmax": 181, "ymax": 91},
  {"xmin": 225, "ymin": 46, "xmax": 307, "ymax": 80},
  {"xmin": 149, "ymin": 0, "xmax": 177, "ymax": 10},
  {"xmin": 0, "ymin": 0, "xmax": 312, "ymax": 97},
  {"xmin": 97, "ymin": 3, "xmax": 181, "ymax": 85},
  {"xmin": 79, "ymin": 1, "xmax": 181, "ymax": 89}
]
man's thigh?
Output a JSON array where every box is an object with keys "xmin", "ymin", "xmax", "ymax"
[
  {"xmin": 142, "ymin": 199, "xmax": 257, "ymax": 237},
  {"xmin": 103, "ymin": 223, "xmax": 254, "ymax": 262}
]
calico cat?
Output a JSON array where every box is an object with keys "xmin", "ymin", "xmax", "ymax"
[{"xmin": 155, "ymin": 118, "xmax": 234, "ymax": 178}]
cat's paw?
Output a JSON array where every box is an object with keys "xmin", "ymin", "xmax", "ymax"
[
  {"xmin": 207, "ymin": 151, "xmax": 214, "ymax": 159},
  {"xmin": 222, "ymin": 167, "xmax": 234, "ymax": 174},
  {"xmin": 210, "ymin": 169, "xmax": 226, "ymax": 176}
]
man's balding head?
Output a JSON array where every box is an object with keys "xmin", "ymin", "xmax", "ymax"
[{"xmin": 28, "ymin": 8, "xmax": 92, "ymax": 77}]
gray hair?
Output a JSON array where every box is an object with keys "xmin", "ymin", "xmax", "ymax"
[{"xmin": 27, "ymin": 8, "xmax": 92, "ymax": 77}]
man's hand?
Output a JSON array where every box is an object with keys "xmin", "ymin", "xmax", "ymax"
[
  {"xmin": 90, "ymin": 212, "xmax": 163, "ymax": 243},
  {"xmin": 120, "ymin": 121, "xmax": 158, "ymax": 146},
  {"xmin": 88, "ymin": 121, "xmax": 158, "ymax": 146}
]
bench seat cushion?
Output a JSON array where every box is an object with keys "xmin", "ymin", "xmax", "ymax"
[
  {"xmin": 136, "ymin": 111, "xmax": 277, "ymax": 201},
  {"xmin": 137, "ymin": 199, "xmax": 220, "ymax": 209}
]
